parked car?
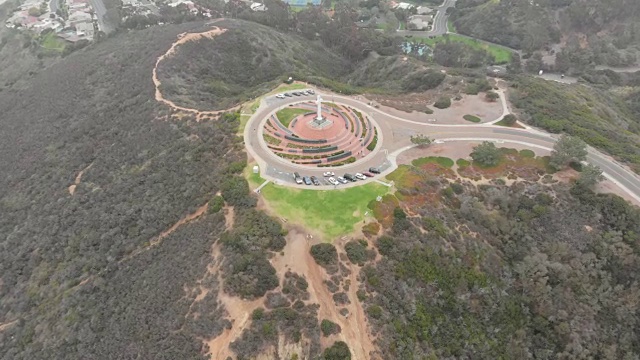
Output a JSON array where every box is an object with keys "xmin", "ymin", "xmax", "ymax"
[
  {"xmin": 337, "ymin": 176, "xmax": 348, "ymax": 184},
  {"xmin": 284, "ymin": 93, "xmax": 292, "ymax": 97},
  {"xmin": 307, "ymin": 89, "xmax": 315, "ymax": 94},
  {"xmin": 301, "ymin": 90, "xmax": 309, "ymax": 95},
  {"xmin": 355, "ymin": 173, "xmax": 367, "ymax": 180},
  {"xmin": 363, "ymin": 172, "xmax": 374, "ymax": 178},
  {"xmin": 292, "ymin": 91, "xmax": 302, "ymax": 96},
  {"xmin": 293, "ymin": 172, "xmax": 303, "ymax": 184},
  {"xmin": 275, "ymin": 94, "xmax": 285, "ymax": 99},
  {"xmin": 369, "ymin": 167, "xmax": 381, "ymax": 174},
  {"xmin": 303, "ymin": 176, "xmax": 312, "ymax": 185},
  {"xmin": 311, "ymin": 176, "xmax": 320, "ymax": 186},
  {"xmin": 344, "ymin": 173, "xmax": 356, "ymax": 182},
  {"xmin": 323, "ymin": 171, "xmax": 335, "ymax": 177},
  {"xmin": 328, "ymin": 177, "xmax": 339, "ymax": 185}
]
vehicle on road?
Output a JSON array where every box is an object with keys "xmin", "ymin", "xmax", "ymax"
[
  {"xmin": 328, "ymin": 177, "xmax": 339, "ymax": 185},
  {"xmin": 323, "ymin": 171, "xmax": 335, "ymax": 177},
  {"xmin": 344, "ymin": 173, "xmax": 357, "ymax": 182},
  {"xmin": 355, "ymin": 173, "xmax": 367, "ymax": 180},
  {"xmin": 337, "ymin": 176, "xmax": 348, "ymax": 184},
  {"xmin": 294, "ymin": 172, "xmax": 303, "ymax": 184},
  {"xmin": 303, "ymin": 176, "xmax": 312, "ymax": 185},
  {"xmin": 369, "ymin": 167, "xmax": 381, "ymax": 174},
  {"xmin": 310, "ymin": 176, "xmax": 320, "ymax": 186}
]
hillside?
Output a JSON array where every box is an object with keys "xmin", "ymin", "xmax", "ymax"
[
  {"xmin": 156, "ymin": 20, "xmax": 353, "ymax": 111},
  {"xmin": 0, "ymin": 21, "xmax": 244, "ymax": 359},
  {"xmin": 509, "ymin": 77, "xmax": 640, "ymax": 173},
  {"xmin": 451, "ymin": 0, "xmax": 640, "ymax": 70}
]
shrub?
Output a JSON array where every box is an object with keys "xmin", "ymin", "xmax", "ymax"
[
  {"xmin": 485, "ymin": 90, "xmax": 499, "ymax": 101},
  {"xmin": 433, "ymin": 96, "xmax": 451, "ymax": 109},
  {"xmin": 463, "ymin": 114, "xmax": 481, "ymax": 123},
  {"xmin": 501, "ymin": 114, "xmax": 517, "ymax": 126},
  {"xmin": 471, "ymin": 141, "xmax": 502, "ymax": 167},
  {"xmin": 344, "ymin": 241, "xmax": 367, "ymax": 265},
  {"xmin": 323, "ymin": 341, "xmax": 351, "ymax": 360},
  {"xmin": 362, "ymin": 222, "xmax": 380, "ymax": 237},
  {"xmin": 310, "ymin": 243, "xmax": 338, "ymax": 266},
  {"xmin": 208, "ymin": 195, "xmax": 225, "ymax": 214},
  {"xmin": 321, "ymin": 319, "xmax": 341, "ymax": 337}
]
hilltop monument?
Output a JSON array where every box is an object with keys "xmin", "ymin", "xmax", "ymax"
[{"xmin": 310, "ymin": 94, "xmax": 332, "ymax": 129}]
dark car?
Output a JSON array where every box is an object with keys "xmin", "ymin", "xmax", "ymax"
[
  {"xmin": 303, "ymin": 176, "xmax": 312, "ymax": 185},
  {"xmin": 292, "ymin": 91, "xmax": 302, "ymax": 96},
  {"xmin": 284, "ymin": 93, "xmax": 292, "ymax": 97},
  {"xmin": 369, "ymin": 167, "xmax": 381, "ymax": 174},
  {"xmin": 310, "ymin": 176, "xmax": 320, "ymax": 186},
  {"xmin": 363, "ymin": 172, "xmax": 374, "ymax": 178},
  {"xmin": 344, "ymin": 173, "xmax": 356, "ymax": 182}
]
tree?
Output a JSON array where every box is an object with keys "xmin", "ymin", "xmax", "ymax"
[
  {"xmin": 433, "ymin": 96, "xmax": 451, "ymax": 109},
  {"xmin": 576, "ymin": 163, "xmax": 604, "ymax": 188},
  {"xmin": 485, "ymin": 91, "xmax": 499, "ymax": 102},
  {"xmin": 28, "ymin": 7, "xmax": 43, "ymax": 16},
  {"xmin": 501, "ymin": 114, "xmax": 517, "ymax": 126},
  {"xmin": 550, "ymin": 135, "xmax": 587, "ymax": 170},
  {"xmin": 323, "ymin": 341, "xmax": 351, "ymax": 360},
  {"xmin": 471, "ymin": 141, "xmax": 501, "ymax": 167},
  {"xmin": 410, "ymin": 134, "xmax": 432, "ymax": 146}
]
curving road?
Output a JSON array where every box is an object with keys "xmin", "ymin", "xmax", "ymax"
[{"xmin": 244, "ymin": 89, "xmax": 640, "ymax": 204}]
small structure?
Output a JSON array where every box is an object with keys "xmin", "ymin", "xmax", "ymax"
[
  {"xmin": 250, "ymin": 2, "xmax": 267, "ymax": 11},
  {"xmin": 408, "ymin": 15, "xmax": 433, "ymax": 30},
  {"xmin": 252, "ymin": 165, "xmax": 259, "ymax": 174}
]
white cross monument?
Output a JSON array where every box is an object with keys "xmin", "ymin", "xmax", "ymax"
[{"xmin": 310, "ymin": 94, "xmax": 332, "ymax": 129}]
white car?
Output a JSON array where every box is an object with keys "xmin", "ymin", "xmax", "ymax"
[
  {"xmin": 328, "ymin": 177, "xmax": 339, "ymax": 185},
  {"xmin": 337, "ymin": 176, "xmax": 348, "ymax": 184},
  {"xmin": 275, "ymin": 94, "xmax": 285, "ymax": 99},
  {"xmin": 355, "ymin": 173, "xmax": 367, "ymax": 180},
  {"xmin": 323, "ymin": 171, "xmax": 335, "ymax": 177}
]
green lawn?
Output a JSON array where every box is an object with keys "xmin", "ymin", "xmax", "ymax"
[
  {"xmin": 276, "ymin": 108, "xmax": 310, "ymax": 127},
  {"xmin": 40, "ymin": 33, "xmax": 65, "ymax": 52},
  {"xmin": 245, "ymin": 166, "xmax": 387, "ymax": 239},
  {"xmin": 463, "ymin": 114, "xmax": 482, "ymax": 123},
  {"xmin": 410, "ymin": 34, "xmax": 512, "ymax": 64}
]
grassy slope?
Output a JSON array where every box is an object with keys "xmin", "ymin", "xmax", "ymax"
[{"xmin": 247, "ymin": 168, "xmax": 387, "ymax": 239}]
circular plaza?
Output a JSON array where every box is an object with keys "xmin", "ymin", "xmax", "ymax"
[{"xmin": 260, "ymin": 96, "xmax": 380, "ymax": 168}]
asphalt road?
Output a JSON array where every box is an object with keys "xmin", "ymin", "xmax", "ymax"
[
  {"xmin": 87, "ymin": 0, "xmax": 115, "ymax": 34},
  {"xmin": 245, "ymin": 91, "xmax": 640, "ymax": 203},
  {"xmin": 49, "ymin": 0, "xmax": 59, "ymax": 14}
]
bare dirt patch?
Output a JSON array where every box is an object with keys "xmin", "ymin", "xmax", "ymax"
[
  {"xmin": 272, "ymin": 230, "xmax": 379, "ymax": 359},
  {"xmin": 68, "ymin": 162, "xmax": 93, "ymax": 195}
]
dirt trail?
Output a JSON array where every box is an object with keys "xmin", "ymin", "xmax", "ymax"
[
  {"xmin": 205, "ymin": 244, "xmax": 264, "ymax": 359},
  {"xmin": 68, "ymin": 162, "xmax": 93, "ymax": 195},
  {"xmin": 272, "ymin": 230, "xmax": 378, "ymax": 360},
  {"xmin": 0, "ymin": 319, "xmax": 18, "ymax": 332},
  {"xmin": 152, "ymin": 203, "xmax": 209, "ymax": 246},
  {"xmin": 152, "ymin": 23, "xmax": 243, "ymax": 119}
]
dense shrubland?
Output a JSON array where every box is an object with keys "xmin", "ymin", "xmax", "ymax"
[
  {"xmin": 359, "ymin": 161, "xmax": 640, "ymax": 359},
  {"xmin": 0, "ymin": 23, "xmax": 247, "ymax": 359}
]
